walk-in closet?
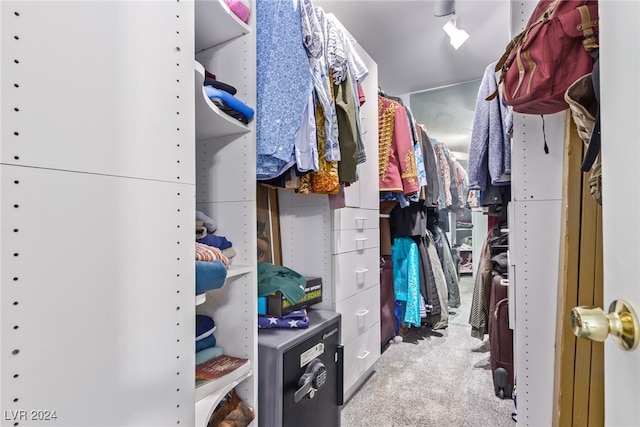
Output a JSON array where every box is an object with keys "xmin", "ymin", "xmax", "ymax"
[{"xmin": 2, "ymin": 0, "xmax": 637, "ymax": 426}]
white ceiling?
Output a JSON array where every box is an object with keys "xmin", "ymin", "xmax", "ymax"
[
  {"xmin": 313, "ymin": 0, "xmax": 512, "ymax": 168},
  {"xmin": 314, "ymin": 0, "xmax": 512, "ymax": 95}
]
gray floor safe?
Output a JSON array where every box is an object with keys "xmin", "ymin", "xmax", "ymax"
[{"xmin": 258, "ymin": 309, "xmax": 342, "ymax": 427}]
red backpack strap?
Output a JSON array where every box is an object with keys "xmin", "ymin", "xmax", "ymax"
[{"xmin": 577, "ymin": 5, "xmax": 599, "ymax": 51}]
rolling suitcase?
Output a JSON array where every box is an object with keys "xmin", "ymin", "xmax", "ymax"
[{"xmin": 489, "ymin": 274, "xmax": 514, "ymax": 399}]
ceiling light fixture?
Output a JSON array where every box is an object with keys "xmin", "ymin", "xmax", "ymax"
[
  {"xmin": 434, "ymin": 0, "xmax": 455, "ymax": 17},
  {"xmin": 442, "ymin": 15, "xmax": 469, "ymax": 50}
]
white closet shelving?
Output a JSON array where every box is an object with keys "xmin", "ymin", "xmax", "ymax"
[
  {"xmin": 193, "ymin": 1, "xmax": 258, "ymax": 426},
  {"xmin": 508, "ymin": 1, "xmax": 567, "ymax": 426},
  {"xmin": 1, "ymin": 1, "xmax": 196, "ymax": 426}
]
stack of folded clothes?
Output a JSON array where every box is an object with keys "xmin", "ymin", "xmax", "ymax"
[
  {"xmin": 195, "ymin": 210, "xmax": 239, "ymax": 296},
  {"xmin": 196, "ymin": 314, "xmax": 224, "ymax": 364},
  {"xmin": 204, "ymin": 69, "xmax": 254, "ymax": 124}
]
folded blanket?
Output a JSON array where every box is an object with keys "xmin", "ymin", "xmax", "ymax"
[
  {"xmin": 196, "ymin": 260, "xmax": 228, "ymax": 294},
  {"xmin": 257, "ymin": 262, "xmax": 306, "ymax": 305},
  {"xmin": 197, "ymin": 234, "xmax": 233, "ymax": 250},
  {"xmin": 195, "ymin": 334, "xmax": 217, "ymax": 352},
  {"xmin": 258, "ymin": 309, "xmax": 309, "ymax": 329},
  {"xmin": 196, "ymin": 242, "xmax": 229, "ymax": 266},
  {"xmin": 195, "ymin": 346, "xmax": 224, "ymax": 365}
]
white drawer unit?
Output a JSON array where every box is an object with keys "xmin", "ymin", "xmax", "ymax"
[
  {"xmin": 336, "ymin": 284, "xmax": 381, "ymax": 345},
  {"xmin": 342, "ymin": 322, "xmax": 381, "ymax": 398},
  {"xmin": 332, "ymin": 207, "xmax": 379, "ymax": 231},
  {"xmin": 332, "ymin": 228, "xmax": 380, "ymax": 255},
  {"xmin": 332, "ymin": 247, "xmax": 379, "ymax": 302}
]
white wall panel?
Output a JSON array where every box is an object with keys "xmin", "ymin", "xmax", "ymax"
[
  {"xmin": 508, "ymin": 2, "xmax": 567, "ymax": 425},
  {"xmin": 196, "ymin": 136, "xmax": 255, "ymax": 204},
  {"xmin": 0, "ymin": 1, "xmax": 195, "ymax": 183},
  {"xmin": 278, "ymin": 191, "xmax": 333, "ymax": 307},
  {"xmin": 511, "ymin": 112, "xmax": 566, "ymax": 202},
  {"xmin": 0, "ymin": 165, "xmax": 195, "ymax": 426},
  {"xmin": 512, "ymin": 200, "xmax": 561, "ymax": 427}
]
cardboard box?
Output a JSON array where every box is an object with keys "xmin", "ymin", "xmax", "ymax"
[{"xmin": 266, "ymin": 276, "xmax": 322, "ymax": 316}]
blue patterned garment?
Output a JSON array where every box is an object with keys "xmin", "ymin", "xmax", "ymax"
[
  {"xmin": 299, "ymin": 2, "xmax": 339, "ymax": 163},
  {"xmin": 405, "ymin": 106, "xmax": 428, "ymax": 187},
  {"xmin": 257, "ymin": 0, "xmax": 314, "ymax": 180},
  {"xmin": 391, "ymin": 237, "xmax": 421, "ymax": 328}
]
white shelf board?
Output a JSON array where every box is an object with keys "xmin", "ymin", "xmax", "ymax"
[
  {"xmin": 196, "ymin": 293, "xmax": 207, "ymax": 306},
  {"xmin": 195, "ymin": 61, "xmax": 251, "ymax": 141},
  {"xmin": 195, "ymin": 0, "xmax": 251, "ymax": 52},
  {"xmin": 227, "ymin": 263, "xmax": 253, "ymax": 279},
  {"xmin": 195, "ymin": 368, "xmax": 252, "ymax": 426}
]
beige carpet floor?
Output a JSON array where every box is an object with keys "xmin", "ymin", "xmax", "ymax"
[{"xmin": 340, "ymin": 274, "xmax": 515, "ymax": 427}]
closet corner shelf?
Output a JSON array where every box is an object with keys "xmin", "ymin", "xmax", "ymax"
[
  {"xmin": 195, "ymin": 61, "xmax": 251, "ymax": 141},
  {"xmin": 195, "ymin": 365, "xmax": 252, "ymax": 427},
  {"xmin": 227, "ymin": 264, "xmax": 253, "ymax": 279},
  {"xmin": 195, "ymin": 0, "xmax": 251, "ymax": 52},
  {"xmin": 196, "ymin": 293, "xmax": 207, "ymax": 306}
]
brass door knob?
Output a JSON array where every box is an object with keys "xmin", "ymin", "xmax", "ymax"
[{"xmin": 571, "ymin": 300, "xmax": 640, "ymax": 351}]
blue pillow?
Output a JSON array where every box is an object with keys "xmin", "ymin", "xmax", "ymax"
[{"xmin": 196, "ymin": 315, "xmax": 216, "ymax": 341}]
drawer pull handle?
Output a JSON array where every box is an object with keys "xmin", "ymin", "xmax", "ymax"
[
  {"xmin": 357, "ymin": 350, "xmax": 370, "ymax": 360},
  {"xmin": 356, "ymin": 268, "xmax": 368, "ymax": 287},
  {"xmin": 357, "ymin": 309, "xmax": 369, "ymax": 317},
  {"xmin": 355, "ymin": 217, "xmax": 368, "ymax": 230},
  {"xmin": 360, "ymin": 116, "xmax": 367, "ymax": 133},
  {"xmin": 355, "ymin": 237, "xmax": 368, "ymax": 250}
]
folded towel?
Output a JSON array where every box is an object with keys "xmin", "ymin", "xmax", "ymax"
[
  {"xmin": 196, "ymin": 242, "xmax": 229, "ymax": 266},
  {"xmin": 197, "ymin": 234, "xmax": 233, "ymax": 250},
  {"xmin": 195, "ymin": 334, "xmax": 217, "ymax": 352},
  {"xmin": 258, "ymin": 309, "xmax": 309, "ymax": 329},
  {"xmin": 195, "ymin": 346, "xmax": 225, "ymax": 365},
  {"xmin": 196, "ymin": 260, "xmax": 228, "ymax": 294},
  {"xmin": 196, "ymin": 315, "xmax": 216, "ymax": 341},
  {"xmin": 196, "ymin": 211, "xmax": 217, "ymax": 234}
]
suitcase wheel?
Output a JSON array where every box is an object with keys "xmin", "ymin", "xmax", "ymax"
[{"xmin": 494, "ymin": 367, "xmax": 512, "ymax": 399}]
